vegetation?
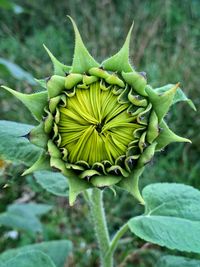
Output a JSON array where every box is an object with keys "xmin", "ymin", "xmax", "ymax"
[{"xmin": 0, "ymin": 0, "xmax": 199, "ymax": 266}]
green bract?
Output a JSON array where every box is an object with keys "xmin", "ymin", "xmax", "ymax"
[{"xmin": 2, "ymin": 17, "xmax": 195, "ymax": 205}]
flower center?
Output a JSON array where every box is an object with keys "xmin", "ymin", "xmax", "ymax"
[{"xmin": 58, "ymin": 82, "xmax": 140, "ymax": 166}]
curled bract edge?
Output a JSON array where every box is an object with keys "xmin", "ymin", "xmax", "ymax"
[{"xmin": 1, "ymin": 17, "xmax": 195, "ymax": 205}]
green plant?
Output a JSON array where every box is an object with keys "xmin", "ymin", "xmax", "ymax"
[{"xmin": 0, "ymin": 17, "xmax": 198, "ymax": 267}]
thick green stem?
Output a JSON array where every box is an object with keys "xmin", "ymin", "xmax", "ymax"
[{"xmin": 88, "ymin": 188, "xmax": 113, "ymax": 267}]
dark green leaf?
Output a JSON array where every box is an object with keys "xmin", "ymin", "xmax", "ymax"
[
  {"xmin": 128, "ymin": 183, "xmax": 200, "ymax": 253},
  {"xmin": 0, "ymin": 210, "xmax": 42, "ymax": 234},
  {"xmin": 1, "ymin": 251, "xmax": 56, "ymax": 267},
  {"xmin": 8, "ymin": 203, "xmax": 52, "ymax": 216},
  {"xmin": 34, "ymin": 170, "xmax": 69, "ymax": 197},
  {"xmin": 0, "ymin": 120, "xmax": 42, "ymax": 166},
  {"xmin": 0, "ymin": 58, "xmax": 35, "ymax": 85},
  {"xmin": 156, "ymin": 255, "xmax": 200, "ymax": 267},
  {"xmin": 0, "ymin": 240, "xmax": 73, "ymax": 267}
]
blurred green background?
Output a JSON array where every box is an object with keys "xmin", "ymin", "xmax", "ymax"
[{"xmin": 0, "ymin": 0, "xmax": 199, "ymax": 266}]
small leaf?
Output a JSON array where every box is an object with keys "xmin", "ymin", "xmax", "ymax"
[
  {"xmin": 46, "ymin": 75, "xmax": 66, "ymax": 98},
  {"xmin": 146, "ymin": 111, "xmax": 159, "ymax": 143},
  {"xmin": 28, "ymin": 122, "xmax": 48, "ymax": 148},
  {"xmin": 0, "ymin": 240, "xmax": 73, "ymax": 267},
  {"xmin": 1, "ymin": 86, "xmax": 48, "ymax": 121},
  {"xmin": 118, "ymin": 167, "xmax": 145, "ymax": 204},
  {"xmin": 137, "ymin": 141, "xmax": 157, "ymax": 167},
  {"xmin": 90, "ymin": 175, "xmax": 122, "ymax": 187},
  {"xmin": 0, "ymin": 57, "xmax": 36, "ymax": 85},
  {"xmin": 156, "ymin": 255, "xmax": 200, "ymax": 267},
  {"xmin": 68, "ymin": 16, "xmax": 99, "ymax": 73},
  {"xmin": 155, "ymin": 84, "xmax": 196, "ymax": 111},
  {"xmin": 43, "ymin": 45, "xmax": 71, "ymax": 76},
  {"xmin": 22, "ymin": 152, "xmax": 51, "ymax": 176},
  {"xmin": 34, "ymin": 78, "xmax": 47, "ymax": 89},
  {"xmin": 102, "ymin": 23, "xmax": 134, "ymax": 73},
  {"xmin": 48, "ymin": 156, "xmax": 92, "ymax": 205},
  {"xmin": 1, "ymin": 251, "xmax": 56, "ymax": 267},
  {"xmin": 156, "ymin": 120, "xmax": 191, "ymax": 150},
  {"xmin": 122, "ymin": 70, "xmax": 147, "ymax": 96},
  {"xmin": 0, "ymin": 120, "xmax": 41, "ymax": 166},
  {"xmin": 128, "ymin": 183, "xmax": 200, "ymax": 253},
  {"xmin": 67, "ymin": 175, "xmax": 92, "ymax": 206},
  {"xmin": 34, "ymin": 170, "xmax": 69, "ymax": 197},
  {"xmin": 146, "ymin": 84, "xmax": 179, "ymax": 122}
]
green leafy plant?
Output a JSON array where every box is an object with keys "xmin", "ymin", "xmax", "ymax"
[{"xmin": 0, "ymin": 17, "xmax": 198, "ymax": 267}]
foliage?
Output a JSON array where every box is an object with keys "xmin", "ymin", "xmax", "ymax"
[{"xmin": 0, "ymin": 0, "xmax": 199, "ymax": 266}]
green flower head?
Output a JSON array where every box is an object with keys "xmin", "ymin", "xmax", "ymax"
[{"xmin": 2, "ymin": 17, "xmax": 195, "ymax": 205}]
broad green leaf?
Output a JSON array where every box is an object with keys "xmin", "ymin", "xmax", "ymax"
[
  {"xmin": 0, "ymin": 203, "xmax": 51, "ymax": 234},
  {"xmin": 0, "ymin": 58, "xmax": 35, "ymax": 85},
  {"xmin": 0, "ymin": 120, "xmax": 42, "ymax": 166},
  {"xmin": 1, "ymin": 251, "xmax": 56, "ymax": 267},
  {"xmin": 0, "ymin": 240, "xmax": 73, "ymax": 267},
  {"xmin": 128, "ymin": 183, "xmax": 200, "ymax": 253},
  {"xmin": 8, "ymin": 203, "xmax": 52, "ymax": 217},
  {"xmin": 155, "ymin": 84, "xmax": 196, "ymax": 111},
  {"xmin": 34, "ymin": 170, "xmax": 69, "ymax": 197},
  {"xmin": 156, "ymin": 255, "xmax": 200, "ymax": 267},
  {"xmin": 0, "ymin": 210, "xmax": 42, "ymax": 234},
  {"xmin": 143, "ymin": 183, "xmax": 200, "ymax": 218}
]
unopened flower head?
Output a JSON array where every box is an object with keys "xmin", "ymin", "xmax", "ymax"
[{"xmin": 2, "ymin": 17, "xmax": 195, "ymax": 205}]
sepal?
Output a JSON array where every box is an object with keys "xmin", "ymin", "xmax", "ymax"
[
  {"xmin": 68, "ymin": 16, "xmax": 99, "ymax": 73},
  {"xmin": 102, "ymin": 23, "xmax": 134, "ymax": 73},
  {"xmin": 145, "ymin": 84, "xmax": 179, "ymax": 122},
  {"xmin": 122, "ymin": 71, "xmax": 147, "ymax": 96},
  {"xmin": 156, "ymin": 120, "xmax": 191, "ymax": 151},
  {"xmin": 137, "ymin": 142, "xmax": 157, "ymax": 168},
  {"xmin": 50, "ymin": 155, "xmax": 93, "ymax": 206},
  {"xmin": 65, "ymin": 73, "xmax": 83, "ymax": 89},
  {"xmin": 154, "ymin": 84, "xmax": 196, "ymax": 111},
  {"xmin": 43, "ymin": 44, "xmax": 71, "ymax": 76},
  {"xmin": 22, "ymin": 152, "xmax": 51, "ymax": 176},
  {"xmin": 90, "ymin": 175, "xmax": 122, "ymax": 187},
  {"xmin": 28, "ymin": 122, "xmax": 48, "ymax": 148},
  {"xmin": 47, "ymin": 75, "xmax": 66, "ymax": 98},
  {"xmin": 146, "ymin": 111, "xmax": 159, "ymax": 143},
  {"xmin": 118, "ymin": 168, "xmax": 145, "ymax": 204},
  {"xmin": 48, "ymin": 140, "xmax": 62, "ymax": 158},
  {"xmin": 34, "ymin": 78, "xmax": 47, "ymax": 89},
  {"xmin": 1, "ymin": 86, "xmax": 47, "ymax": 121}
]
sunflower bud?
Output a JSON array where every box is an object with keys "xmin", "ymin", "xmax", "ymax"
[{"xmin": 2, "ymin": 17, "xmax": 195, "ymax": 205}]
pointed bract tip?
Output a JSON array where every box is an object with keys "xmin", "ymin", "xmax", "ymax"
[
  {"xmin": 67, "ymin": 15, "xmax": 99, "ymax": 73},
  {"xmin": 101, "ymin": 21, "xmax": 134, "ymax": 73},
  {"xmin": 21, "ymin": 169, "xmax": 28, "ymax": 176},
  {"xmin": 21, "ymin": 132, "xmax": 30, "ymax": 139},
  {"xmin": 174, "ymin": 82, "xmax": 180, "ymax": 91},
  {"xmin": 128, "ymin": 21, "xmax": 134, "ymax": 37}
]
